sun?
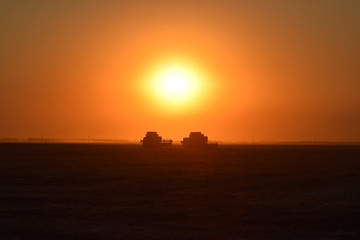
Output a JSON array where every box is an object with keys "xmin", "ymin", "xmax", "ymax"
[
  {"xmin": 162, "ymin": 73, "xmax": 189, "ymax": 95},
  {"xmin": 139, "ymin": 59, "xmax": 212, "ymax": 113},
  {"xmin": 152, "ymin": 65, "xmax": 200, "ymax": 104}
]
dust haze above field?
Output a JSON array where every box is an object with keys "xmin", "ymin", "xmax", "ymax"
[{"xmin": 1, "ymin": 1, "xmax": 359, "ymax": 142}]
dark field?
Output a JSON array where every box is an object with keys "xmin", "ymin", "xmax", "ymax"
[{"xmin": 1, "ymin": 144, "xmax": 360, "ymax": 240}]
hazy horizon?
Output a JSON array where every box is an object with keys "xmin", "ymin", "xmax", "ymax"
[
  {"xmin": 2, "ymin": 137, "xmax": 360, "ymax": 145},
  {"xmin": 1, "ymin": 1, "xmax": 359, "ymax": 142}
]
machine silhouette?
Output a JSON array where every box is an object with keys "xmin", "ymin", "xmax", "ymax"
[
  {"xmin": 141, "ymin": 132, "xmax": 172, "ymax": 147},
  {"xmin": 181, "ymin": 132, "xmax": 218, "ymax": 148}
]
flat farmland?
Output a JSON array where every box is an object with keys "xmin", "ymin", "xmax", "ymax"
[{"xmin": 1, "ymin": 143, "xmax": 359, "ymax": 239}]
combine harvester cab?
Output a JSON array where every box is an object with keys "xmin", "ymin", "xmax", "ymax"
[
  {"xmin": 141, "ymin": 132, "xmax": 172, "ymax": 147},
  {"xmin": 181, "ymin": 132, "xmax": 218, "ymax": 148}
]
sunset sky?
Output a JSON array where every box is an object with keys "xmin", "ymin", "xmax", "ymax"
[{"xmin": 1, "ymin": 1, "xmax": 359, "ymax": 142}]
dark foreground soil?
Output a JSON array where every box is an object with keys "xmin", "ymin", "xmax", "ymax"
[{"xmin": 0, "ymin": 143, "xmax": 359, "ymax": 240}]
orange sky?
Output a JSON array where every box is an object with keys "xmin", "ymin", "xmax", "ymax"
[{"xmin": 1, "ymin": 1, "xmax": 359, "ymax": 142}]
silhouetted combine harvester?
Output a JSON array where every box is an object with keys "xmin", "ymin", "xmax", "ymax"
[
  {"xmin": 181, "ymin": 132, "xmax": 218, "ymax": 148},
  {"xmin": 141, "ymin": 131, "xmax": 172, "ymax": 147}
]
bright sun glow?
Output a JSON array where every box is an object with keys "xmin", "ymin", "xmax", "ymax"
[
  {"xmin": 152, "ymin": 66, "xmax": 200, "ymax": 104},
  {"xmin": 139, "ymin": 59, "xmax": 213, "ymax": 113}
]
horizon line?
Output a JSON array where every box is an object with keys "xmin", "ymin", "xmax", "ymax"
[{"xmin": 1, "ymin": 138, "xmax": 360, "ymax": 145}]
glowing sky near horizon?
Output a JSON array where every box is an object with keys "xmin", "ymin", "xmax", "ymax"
[{"xmin": 0, "ymin": 1, "xmax": 359, "ymax": 141}]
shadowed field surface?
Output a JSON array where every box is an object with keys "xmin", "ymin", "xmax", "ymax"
[{"xmin": 1, "ymin": 143, "xmax": 359, "ymax": 239}]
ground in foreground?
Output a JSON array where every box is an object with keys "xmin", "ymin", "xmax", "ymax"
[{"xmin": 1, "ymin": 144, "xmax": 359, "ymax": 239}]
